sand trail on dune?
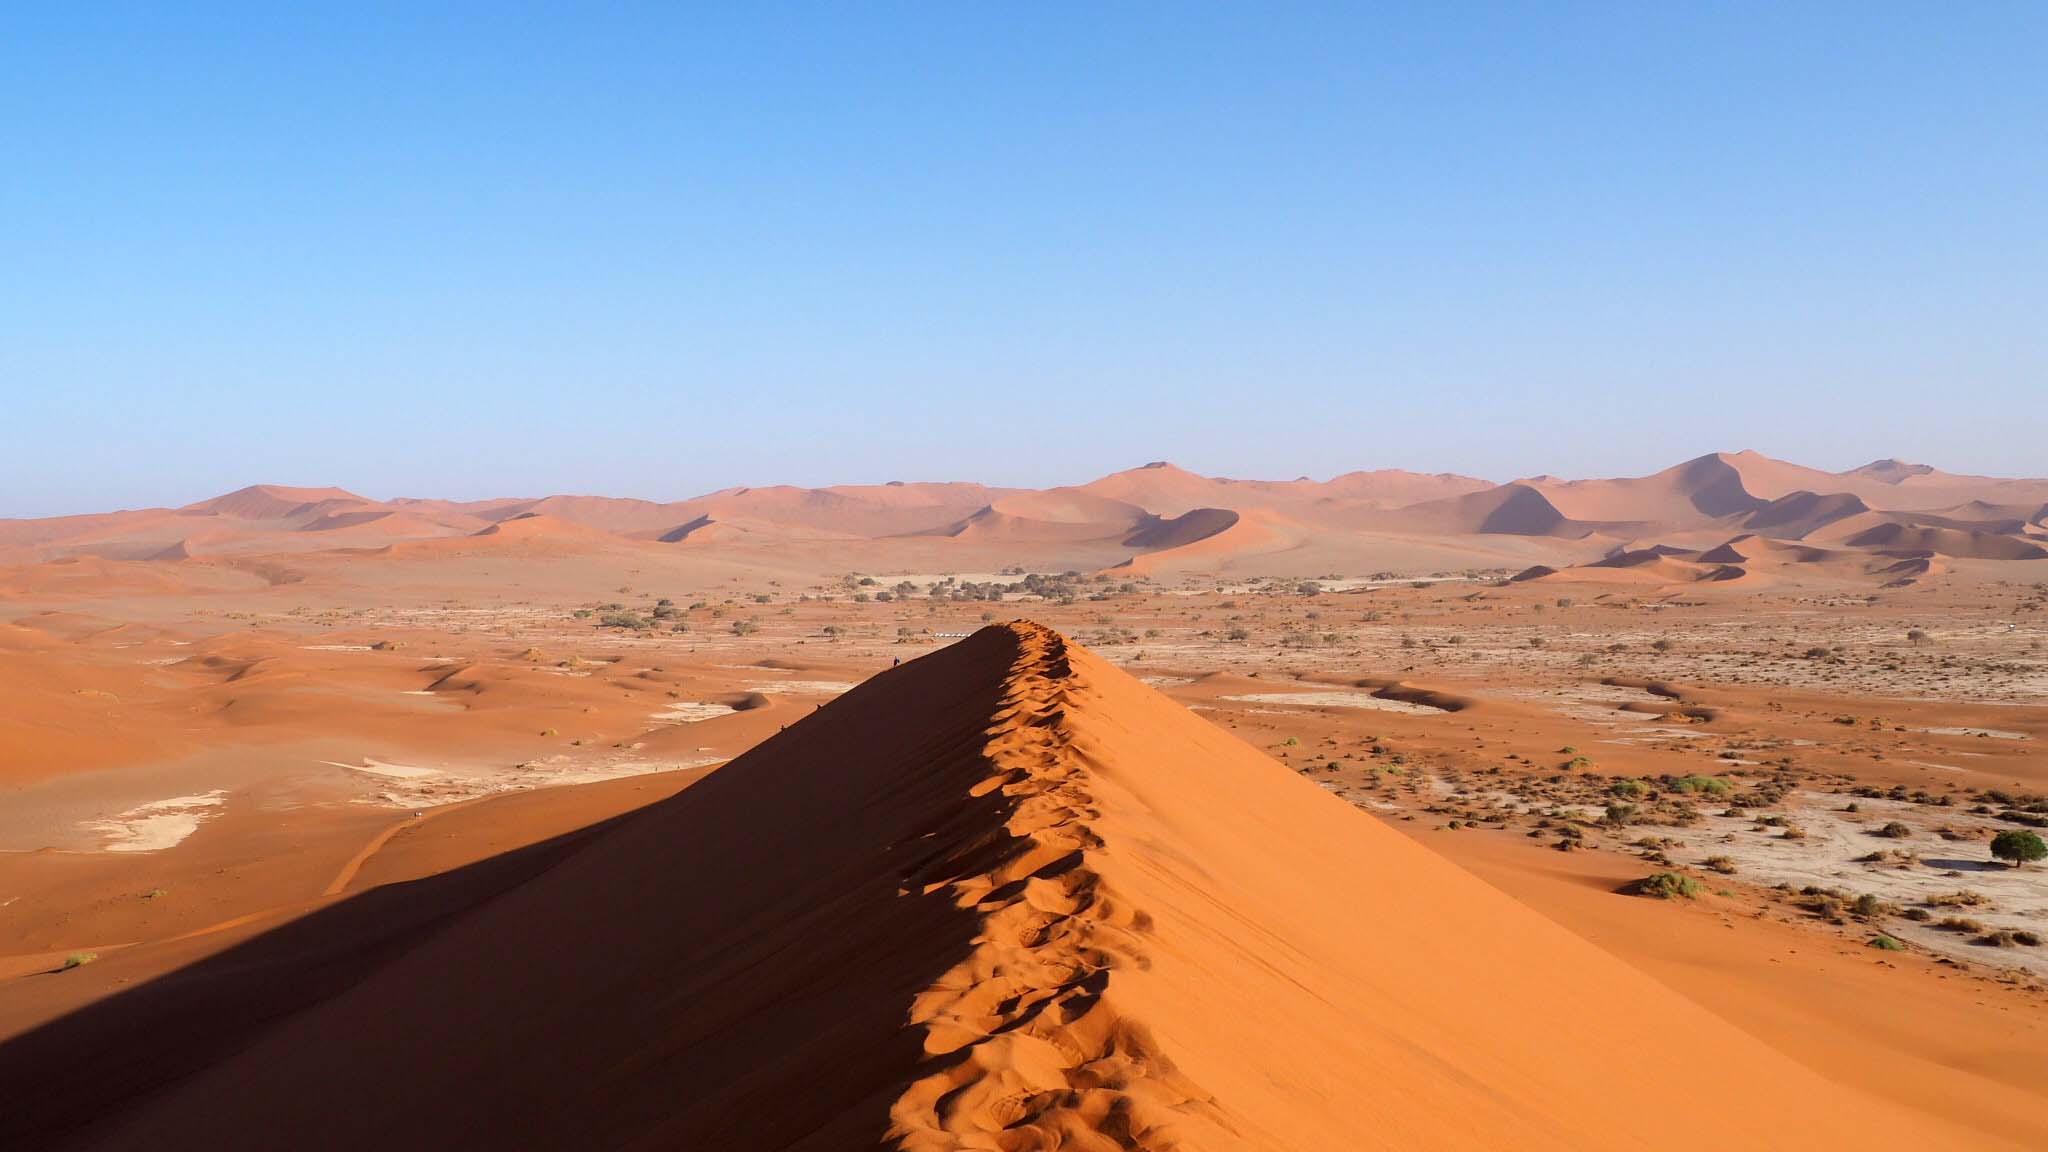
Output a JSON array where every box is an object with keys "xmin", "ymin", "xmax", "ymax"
[{"xmin": 889, "ymin": 625, "xmax": 1227, "ymax": 1149}]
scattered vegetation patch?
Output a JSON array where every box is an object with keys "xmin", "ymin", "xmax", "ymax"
[
  {"xmin": 1634, "ymin": 872, "xmax": 1704, "ymax": 900},
  {"xmin": 1668, "ymin": 775, "xmax": 1731, "ymax": 796}
]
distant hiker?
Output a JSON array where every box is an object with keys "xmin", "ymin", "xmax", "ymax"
[{"xmin": 892, "ymin": 657, "xmax": 901, "ymax": 667}]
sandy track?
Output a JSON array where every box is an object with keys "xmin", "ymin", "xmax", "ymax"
[{"xmin": 890, "ymin": 624, "xmax": 1223, "ymax": 1147}]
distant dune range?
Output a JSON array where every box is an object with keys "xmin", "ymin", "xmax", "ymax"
[
  {"xmin": 3, "ymin": 452, "xmax": 2045, "ymax": 589},
  {"xmin": 0, "ymin": 624, "xmax": 1943, "ymax": 1148}
]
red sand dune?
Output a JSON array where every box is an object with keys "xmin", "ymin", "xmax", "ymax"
[
  {"xmin": 1524, "ymin": 452, "xmax": 1765, "ymax": 522},
  {"xmin": 942, "ymin": 505, "xmax": 1133, "ymax": 545},
  {"xmin": 0, "ymin": 624, "xmax": 1943, "ymax": 1149},
  {"xmin": 1695, "ymin": 534, "xmax": 1836, "ymax": 565},
  {"xmin": 657, "ymin": 514, "xmax": 726, "ymax": 543},
  {"xmin": 1843, "ymin": 521, "xmax": 2048, "ymax": 561},
  {"xmin": 1741, "ymin": 489, "xmax": 1872, "ymax": 538},
  {"xmin": 469, "ymin": 512, "xmax": 621, "ymax": 541},
  {"xmin": 1115, "ymin": 507, "xmax": 1297, "ymax": 574},
  {"xmin": 1120, "ymin": 507, "xmax": 1240, "ymax": 550},
  {"xmin": 179, "ymin": 484, "xmax": 371, "ymax": 522},
  {"xmin": 6, "ymin": 453, "xmax": 2047, "ymax": 583},
  {"xmin": 1366, "ymin": 482, "xmax": 1583, "ymax": 537},
  {"xmin": 1073, "ymin": 460, "xmax": 1490, "ymax": 517},
  {"xmin": 294, "ymin": 508, "xmax": 476, "ymax": 536}
]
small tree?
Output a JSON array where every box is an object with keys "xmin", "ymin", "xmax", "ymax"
[{"xmin": 1991, "ymin": 829, "xmax": 2047, "ymax": 868}]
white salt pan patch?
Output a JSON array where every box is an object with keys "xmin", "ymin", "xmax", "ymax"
[
  {"xmin": 746, "ymin": 680, "xmax": 855, "ymax": 694},
  {"xmin": 652, "ymin": 702, "xmax": 738, "ymax": 724},
  {"xmin": 1222, "ymin": 691, "xmax": 1444, "ymax": 715},
  {"xmin": 1925, "ymin": 727, "xmax": 2028, "ymax": 740},
  {"xmin": 348, "ymin": 756, "xmax": 724, "ymax": 808},
  {"xmin": 324, "ymin": 758, "xmax": 441, "ymax": 780},
  {"xmin": 82, "ymin": 791, "xmax": 227, "ymax": 853}
]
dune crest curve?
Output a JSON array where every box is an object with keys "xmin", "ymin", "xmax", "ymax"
[{"xmin": 890, "ymin": 623, "xmax": 1227, "ymax": 1149}]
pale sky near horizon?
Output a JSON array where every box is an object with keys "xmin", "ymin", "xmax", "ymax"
[{"xmin": 3, "ymin": 4, "xmax": 2044, "ymax": 517}]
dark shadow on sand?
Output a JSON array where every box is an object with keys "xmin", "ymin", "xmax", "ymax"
[{"xmin": 0, "ymin": 627, "xmax": 1032, "ymax": 1152}]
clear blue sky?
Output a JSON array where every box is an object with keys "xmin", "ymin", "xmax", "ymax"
[{"xmin": 4, "ymin": 3, "xmax": 2043, "ymax": 516}]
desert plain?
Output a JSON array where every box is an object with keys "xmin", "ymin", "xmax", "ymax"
[{"xmin": 2, "ymin": 450, "xmax": 2046, "ymax": 1148}]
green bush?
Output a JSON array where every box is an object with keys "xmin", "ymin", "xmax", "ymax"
[
  {"xmin": 1670, "ymin": 775, "xmax": 1731, "ymax": 796},
  {"xmin": 1638, "ymin": 872, "xmax": 1703, "ymax": 900},
  {"xmin": 1991, "ymin": 829, "xmax": 2047, "ymax": 868}
]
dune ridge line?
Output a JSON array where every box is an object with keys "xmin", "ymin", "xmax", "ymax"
[{"xmin": 890, "ymin": 622, "xmax": 1227, "ymax": 1150}]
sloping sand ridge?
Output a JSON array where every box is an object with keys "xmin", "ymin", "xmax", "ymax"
[{"xmin": 1, "ymin": 624, "xmax": 1944, "ymax": 1149}]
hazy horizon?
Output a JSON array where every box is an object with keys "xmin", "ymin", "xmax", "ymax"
[
  {"xmin": 10, "ymin": 446, "xmax": 2047, "ymax": 521},
  {"xmin": 6, "ymin": 5, "xmax": 2044, "ymax": 516}
]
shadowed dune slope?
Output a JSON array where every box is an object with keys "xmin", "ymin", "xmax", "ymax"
[
  {"xmin": 1368, "ymin": 482, "xmax": 1582, "ymax": 536},
  {"xmin": 1742, "ymin": 489, "xmax": 1871, "ymax": 537},
  {"xmin": 5, "ymin": 626, "xmax": 1943, "ymax": 1149},
  {"xmin": 178, "ymin": 484, "xmax": 370, "ymax": 521},
  {"xmin": 1525, "ymin": 453, "xmax": 1765, "ymax": 522},
  {"xmin": 1844, "ymin": 521, "xmax": 2048, "ymax": 560},
  {"xmin": 1121, "ymin": 507, "xmax": 1240, "ymax": 549}
]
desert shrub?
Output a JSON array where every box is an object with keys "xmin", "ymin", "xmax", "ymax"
[
  {"xmin": 1867, "ymin": 934, "xmax": 1905, "ymax": 951},
  {"xmin": 1877, "ymin": 822, "xmax": 1913, "ymax": 839},
  {"xmin": 1702, "ymin": 855, "xmax": 1738, "ymax": 874},
  {"xmin": 1927, "ymin": 890, "xmax": 1988, "ymax": 907},
  {"xmin": 1670, "ymin": 775, "xmax": 1731, "ymax": 796},
  {"xmin": 1638, "ymin": 872, "xmax": 1703, "ymax": 900},
  {"xmin": 1937, "ymin": 917, "xmax": 1985, "ymax": 933},
  {"xmin": 1991, "ymin": 829, "xmax": 2047, "ymax": 868},
  {"xmin": 1610, "ymin": 779, "xmax": 1649, "ymax": 799},
  {"xmin": 1851, "ymin": 893, "xmax": 1884, "ymax": 918},
  {"xmin": 61, "ymin": 953, "xmax": 96, "ymax": 970}
]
